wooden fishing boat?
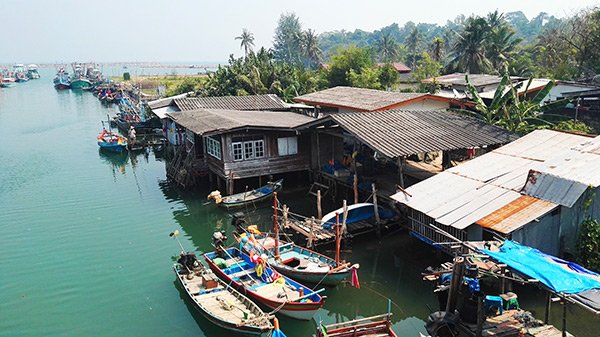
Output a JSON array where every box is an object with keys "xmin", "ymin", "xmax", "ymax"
[
  {"xmin": 53, "ymin": 70, "xmax": 71, "ymax": 90},
  {"xmin": 204, "ymin": 245, "xmax": 325, "ymax": 320},
  {"xmin": 27, "ymin": 64, "xmax": 40, "ymax": 79},
  {"xmin": 0, "ymin": 79, "xmax": 15, "ymax": 88},
  {"xmin": 70, "ymin": 77, "xmax": 93, "ymax": 90},
  {"xmin": 174, "ymin": 251, "xmax": 274, "ymax": 336},
  {"xmin": 97, "ymin": 129, "xmax": 127, "ymax": 152},
  {"xmin": 315, "ymin": 313, "xmax": 397, "ymax": 337},
  {"xmin": 208, "ymin": 179, "xmax": 284, "ymax": 209}
]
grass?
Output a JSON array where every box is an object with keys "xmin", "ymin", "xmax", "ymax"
[{"xmin": 111, "ymin": 74, "xmax": 208, "ymax": 96}]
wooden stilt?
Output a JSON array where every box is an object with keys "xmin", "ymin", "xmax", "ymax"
[
  {"xmin": 308, "ymin": 217, "xmax": 315, "ymax": 249},
  {"xmin": 562, "ymin": 299, "xmax": 567, "ymax": 337},
  {"xmin": 341, "ymin": 200, "xmax": 348, "ymax": 236},
  {"xmin": 353, "ymin": 173, "xmax": 359, "ymax": 204},
  {"xmin": 273, "ymin": 192, "xmax": 279, "ymax": 260},
  {"xmin": 317, "ymin": 189, "xmax": 323, "ymax": 220},
  {"xmin": 545, "ymin": 291, "xmax": 551, "ymax": 324},
  {"xmin": 476, "ymin": 293, "xmax": 484, "ymax": 337},
  {"xmin": 397, "ymin": 157, "xmax": 405, "ymax": 188},
  {"xmin": 282, "ymin": 204, "xmax": 289, "ymax": 229},
  {"xmin": 446, "ymin": 256, "xmax": 465, "ymax": 313},
  {"xmin": 372, "ymin": 183, "xmax": 380, "ymax": 238},
  {"xmin": 335, "ymin": 212, "xmax": 340, "ymax": 266}
]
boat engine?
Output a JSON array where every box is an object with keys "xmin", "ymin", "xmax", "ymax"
[
  {"xmin": 178, "ymin": 252, "xmax": 199, "ymax": 271},
  {"xmin": 212, "ymin": 231, "xmax": 228, "ymax": 249}
]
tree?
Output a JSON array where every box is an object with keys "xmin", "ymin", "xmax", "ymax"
[
  {"xmin": 302, "ymin": 29, "xmax": 323, "ymax": 69},
  {"xmin": 326, "ymin": 46, "xmax": 374, "ymax": 87},
  {"xmin": 430, "ymin": 37, "xmax": 444, "ymax": 62},
  {"xmin": 411, "ymin": 52, "xmax": 442, "ymax": 93},
  {"xmin": 273, "ymin": 13, "xmax": 304, "ymax": 66},
  {"xmin": 378, "ymin": 64, "xmax": 399, "ymax": 90},
  {"xmin": 486, "ymin": 24, "xmax": 522, "ymax": 73},
  {"xmin": 448, "ymin": 16, "xmax": 493, "ymax": 73},
  {"xmin": 577, "ymin": 218, "xmax": 600, "ymax": 272},
  {"xmin": 235, "ymin": 29, "xmax": 255, "ymax": 57},
  {"xmin": 406, "ymin": 27, "xmax": 423, "ymax": 67},
  {"xmin": 348, "ymin": 66, "xmax": 382, "ymax": 89},
  {"xmin": 375, "ymin": 33, "xmax": 399, "ymax": 62}
]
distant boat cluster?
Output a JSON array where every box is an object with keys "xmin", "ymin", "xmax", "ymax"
[
  {"xmin": 1, "ymin": 64, "xmax": 40, "ymax": 87},
  {"xmin": 53, "ymin": 63, "xmax": 105, "ymax": 90}
]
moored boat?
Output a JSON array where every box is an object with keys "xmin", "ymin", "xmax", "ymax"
[
  {"xmin": 204, "ymin": 239, "xmax": 325, "ymax": 321},
  {"xmin": 97, "ymin": 129, "xmax": 128, "ymax": 152},
  {"xmin": 1, "ymin": 78, "xmax": 16, "ymax": 88},
  {"xmin": 207, "ymin": 179, "xmax": 284, "ymax": 209},
  {"xmin": 53, "ymin": 69, "xmax": 71, "ymax": 90},
  {"xmin": 27, "ymin": 64, "xmax": 40, "ymax": 79},
  {"xmin": 174, "ymin": 251, "xmax": 274, "ymax": 336},
  {"xmin": 70, "ymin": 77, "xmax": 93, "ymax": 90}
]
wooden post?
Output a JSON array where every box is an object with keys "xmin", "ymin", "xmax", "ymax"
[
  {"xmin": 335, "ymin": 212, "xmax": 340, "ymax": 266},
  {"xmin": 562, "ymin": 299, "xmax": 567, "ymax": 337},
  {"xmin": 353, "ymin": 173, "xmax": 359, "ymax": 204},
  {"xmin": 317, "ymin": 189, "xmax": 323, "ymax": 220},
  {"xmin": 545, "ymin": 291, "xmax": 551, "ymax": 324},
  {"xmin": 372, "ymin": 183, "xmax": 380, "ymax": 223},
  {"xmin": 282, "ymin": 204, "xmax": 289, "ymax": 229},
  {"xmin": 501, "ymin": 267, "xmax": 506, "ymax": 294},
  {"xmin": 308, "ymin": 217, "xmax": 315, "ymax": 249},
  {"xmin": 476, "ymin": 293, "xmax": 484, "ymax": 337},
  {"xmin": 341, "ymin": 200, "xmax": 348, "ymax": 236},
  {"xmin": 227, "ymin": 171, "xmax": 234, "ymax": 195},
  {"xmin": 397, "ymin": 157, "xmax": 405, "ymax": 188},
  {"xmin": 445, "ymin": 256, "xmax": 465, "ymax": 313},
  {"xmin": 273, "ymin": 192, "xmax": 279, "ymax": 260},
  {"xmin": 316, "ymin": 132, "xmax": 321, "ymax": 170}
]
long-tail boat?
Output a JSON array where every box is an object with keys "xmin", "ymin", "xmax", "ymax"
[
  {"xmin": 207, "ymin": 179, "xmax": 283, "ymax": 209},
  {"xmin": 204, "ymin": 233, "xmax": 325, "ymax": 320}
]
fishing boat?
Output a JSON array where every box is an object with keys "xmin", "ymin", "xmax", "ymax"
[
  {"xmin": 13, "ymin": 64, "xmax": 28, "ymax": 82},
  {"xmin": 207, "ymin": 179, "xmax": 284, "ymax": 209},
  {"xmin": 26, "ymin": 64, "xmax": 40, "ymax": 79},
  {"xmin": 316, "ymin": 312, "xmax": 397, "ymax": 337},
  {"xmin": 53, "ymin": 69, "xmax": 71, "ymax": 90},
  {"xmin": 0, "ymin": 78, "xmax": 16, "ymax": 88},
  {"xmin": 320, "ymin": 203, "xmax": 396, "ymax": 233},
  {"xmin": 174, "ymin": 251, "xmax": 274, "ymax": 336},
  {"xmin": 70, "ymin": 77, "xmax": 93, "ymax": 89},
  {"xmin": 204, "ymin": 234, "xmax": 326, "ymax": 320},
  {"xmin": 97, "ymin": 128, "xmax": 128, "ymax": 152}
]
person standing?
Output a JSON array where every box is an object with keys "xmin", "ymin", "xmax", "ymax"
[{"xmin": 128, "ymin": 126, "xmax": 136, "ymax": 146}]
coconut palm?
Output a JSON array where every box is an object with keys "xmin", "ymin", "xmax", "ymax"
[
  {"xmin": 376, "ymin": 33, "xmax": 399, "ymax": 63},
  {"xmin": 486, "ymin": 25, "xmax": 522, "ymax": 73},
  {"xmin": 448, "ymin": 17, "xmax": 493, "ymax": 73},
  {"xmin": 430, "ymin": 37, "xmax": 444, "ymax": 62},
  {"xmin": 235, "ymin": 29, "xmax": 255, "ymax": 57},
  {"xmin": 302, "ymin": 29, "xmax": 323, "ymax": 69}
]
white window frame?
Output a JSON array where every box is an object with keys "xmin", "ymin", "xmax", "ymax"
[
  {"xmin": 206, "ymin": 136, "xmax": 221, "ymax": 160},
  {"xmin": 232, "ymin": 139, "xmax": 265, "ymax": 161},
  {"xmin": 277, "ymin": 136, "xmax": 298, "ymax": 156},
  {"xmin": 232, "ymin": 142, "xmax": 243, "ymax": 161},
  {"xmin": 254, "ymin": 140, "xmax": 265, "ymax": 159}
]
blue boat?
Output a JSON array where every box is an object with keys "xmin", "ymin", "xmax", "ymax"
[
  {"xmin": 204, "ymin": 245, "xmax": 325, "ymax": 320},
  {"xmin": 97, "ymin": 129, "xmax": 127, "ymax": 152},
  {"xmin": 53, "ymin": 70, "xmax": 71, "ymax": 90}
]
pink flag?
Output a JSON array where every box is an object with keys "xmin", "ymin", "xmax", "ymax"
[{"xmin": 351, "ymin": 267, "xmax": 360, "ymax": 289}]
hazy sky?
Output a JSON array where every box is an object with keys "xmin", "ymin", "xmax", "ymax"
[{"xmin": 1, "ymin": 0, "xmax": 597, "ymax": 63}]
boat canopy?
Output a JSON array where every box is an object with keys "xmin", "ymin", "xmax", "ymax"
[{"xmin": 483, "ymin": 240, "xmax": 600, "ymax": 294}]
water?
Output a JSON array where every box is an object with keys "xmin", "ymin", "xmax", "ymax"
[{"xmin": 1, "ymin": 68, "xmax": 599, "ymax": 337}]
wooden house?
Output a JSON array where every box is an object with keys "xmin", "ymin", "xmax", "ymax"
[{"xmin": 165, "ymin": 108, "xmax": 316, "ymax": 192}]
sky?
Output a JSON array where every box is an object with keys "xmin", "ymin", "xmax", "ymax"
[{"xmin": 1, "ymin": 0, "xmax": 597, "ymax": 63}]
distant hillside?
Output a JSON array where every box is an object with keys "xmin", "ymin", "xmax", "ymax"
[{"xmin": 318, "ymin": 11, "xmax": 561, "ymax": 59}]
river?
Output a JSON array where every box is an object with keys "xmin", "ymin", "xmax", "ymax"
[{"xmin": 0, "ymin": 68, "xmax": 598, "ymax": 337}]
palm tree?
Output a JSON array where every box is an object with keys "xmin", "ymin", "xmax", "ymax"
[
  {"xmin": 406, "ymin": 27, "xmax": 423, "ymax": 68},
  {"xmin": 430, "ymin": 37, "xmax": 444, "ymax": 62},
  {"xmin": 302, "ymin": 29, "xmax": 323, "ymax": 69},
  {"xmin": 376, "ymin": 33, "xmax": 399, "ymax": 63},
  {"xmin": 235, "ymin": 29, "xmax": 255, "ymax": 57},
  {"xmin": 448, "ymin": 17, "xmax": 493, "ymax": 73},
  {"xmin": 486, "ymin": 25, "xmax": 522, "ymax": 73}
]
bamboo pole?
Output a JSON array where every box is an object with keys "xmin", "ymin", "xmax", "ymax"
[
  {"xmin": 282, "ymin": 204, "xmax": 289, "ymax": 229},
  {"xmin": 308, "ymin": 217, "xmax": 315, "ymax": 249},
  {"xmin": 353, "ymin": 173, "xmax": 359, "ymax": 204},
  {"xmin": 273, "ymin": 192, "xmax": 279, "ymax": 260},
  {"xmin": 317, "ymin": 189, "xmax": 323, "ymax": 220},
  {"xmin": 335, "ymin": 212, "xmax": 340, "ymax": 266},
  {"xmin": 341, "ymin": 200, "xmax": 348, "ymax": 236}
]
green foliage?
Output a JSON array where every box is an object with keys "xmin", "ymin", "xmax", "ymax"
[
  {"xmin": 348, "ymin": 66, "xmax": 382, "ymax": 89},
  {"xmin": 411, "ymin": 52, "xmax": 442, "ymax": 93},
  {"xmin": 326, "ymin": 46, "xmax": 374, "ymax": 87},
  {"xmin": 554, "ymin": 120, "xmax": 595, "ymax": 134},
  {"xmin": 166, "ymin": 76, "xmax": 207, "ymax": 96},
  {"xmin": 576, "ymin": 217, "xmax": 600, "ymax": 272},
  {"xmin": 235, "ymin": 29, "xmax": 255, "ymax": 57},
  {"xmin": 378, "ymin": 63, "xmax": 400, "ymax": 89},
  {"xmin": 273, "ymin": 13, "xmax": 304, "ymax": 66}
]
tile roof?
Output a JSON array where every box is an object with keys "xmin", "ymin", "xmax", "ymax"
[
  {"xmin": 377, "ymin": 63, "xmax": 411, "ymax": 72},
  {"xmin": 294, "ymin": 86, "xmax": 427, "ymax": 112},
  {"xmin": 166, "ymin": 108, "xmax": 315, "ymax": 135},
  {"xmin": 325, "ymin": 109, "xmax": 516, "ymax": 158},
  {"xmin": 174, "ymin": 94, "xmax": 288, "ymax": 111}
]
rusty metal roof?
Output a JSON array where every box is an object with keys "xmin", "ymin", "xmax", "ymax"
[
  {"xmin": 476, "ymin": 195, "xmax": 558, "ymax": 234},
  {"xmin": 321, "ymin": 109, "xmax": 516, "ymax": 159},
  {"xmin": 174, "ymin": 94, "xmax": 289, "ymax": 111},
  {"xmin": 294, "ymin": 86, "xmax": 427, "ymax": 111}
]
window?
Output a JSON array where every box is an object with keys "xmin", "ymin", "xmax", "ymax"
[
  {"xmin": 277, "ymin": 136, "xmax": 298, "ymax": 156},
  {"xmin": 206, "ymin": 136, "xmax": 221, "ymax": 160},
  {"xmin": 232, "ymin": 142, "xmax": 243, "ymax": 161},
  {"xmin": 232, "ymin": 139, "xmax": 264, "ymax": 161}
]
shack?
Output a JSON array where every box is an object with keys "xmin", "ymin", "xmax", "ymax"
[
  {"xmin": 393, "ymin": 129, "xmax": 600, "ymax": 257},
  {"xmin": 297, "ymin": 109, "xmax": 516, "ymax": 203},
  {"xmin": 293, "ymin": 86, "xmax": 454, "ymax": 114},
  {"xmin": 165, "ymin": 108, "xmax": 316, "ymax": 191}
]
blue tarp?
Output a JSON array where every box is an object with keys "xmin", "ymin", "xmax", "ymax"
[{"xmin": 482, "ymin": 240, "xmax": 600, "ymax": 294}]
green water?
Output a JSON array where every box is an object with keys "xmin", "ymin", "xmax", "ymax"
[{"xmin": 1, "ymin": 69, "xmax": 598, "ymax": 337}]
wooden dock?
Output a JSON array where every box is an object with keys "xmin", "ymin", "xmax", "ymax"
[{"xmin": 460, "ymin": 310, "xmax": 572, "ymax": 337}]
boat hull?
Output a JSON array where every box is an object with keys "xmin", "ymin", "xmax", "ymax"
[
  {"xmin": 219, "ymin": 179, "xmax": 284, "ymax": 209},
  {"xmin": 98, "ymin": 141, "xmax": 127, "ymax": 153},
  {"xmin": 204, "ymin": 247, "xmax": 324, "ymax": 320},
  {"xmin": 0, "ymin": 83, "xmax": 15, "ymax": 88},
  {"xmin": 70, "ymin": 79, "xmax": 93, "ymax": 89},
  {"xmin": 271, "ymin": 264, "xmax": 351, "ymax": 286},
  {"xmin": 54, "ymin": 83, "xmax": 71, "ymax": 90},
  {"xmin": 173, "ymin": 266, "xmax": 272, "ymax": 336}
]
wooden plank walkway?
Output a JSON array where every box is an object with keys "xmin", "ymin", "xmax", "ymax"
[{"xmin": 461, "ymin": 310, "xmax": 572, "ymax": 337}]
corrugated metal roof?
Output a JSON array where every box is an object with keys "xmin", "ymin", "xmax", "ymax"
[
  {"xmin": 479, "ymin": 79, "xmax": 552, "ymax": 99},
  {"xmin": 325, "ymin": 110, "xmax": 516, "ymax": 158},
  {"xmin": 294, "ymin": 86, "xmax": 427, "ymax": 111},
  {"xmin": 392, "ymin": 130, "xmax": 597, "ymax": 230},
  {"xmin": 174, "ymin": 94, "xmax": 289, "ymax": 111},
  {"xmin": 147, "ymin": 92, "xmax": 190, "ymax": 109},
  {"xmin": 476, "ymin": 195, "xmax": 558, "ymax": 234},
  {"xmin": 166, "ymin": 108, "xmax": 315, "ymax": 135},
  {"xmin": 152, "ymin": 105, "xmax": 180, "ymax": 119}
]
